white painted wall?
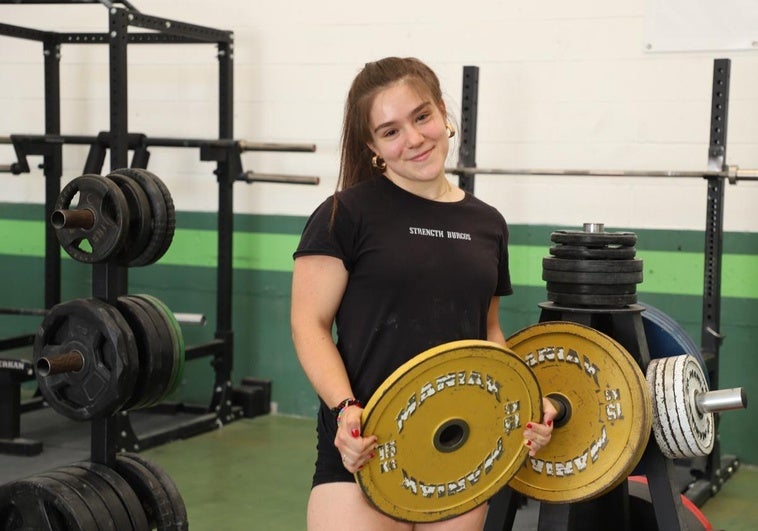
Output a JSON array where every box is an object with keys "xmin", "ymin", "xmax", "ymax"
[{"xmin": 1, "ymin": 1, "xmax": 757, "ymax": 232}]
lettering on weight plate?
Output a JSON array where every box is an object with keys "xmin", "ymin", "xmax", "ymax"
[
  {"xmin": 378, "ymin": 441, "xmax": 398, "ymax": 473},
  {"xmin": 604, "ymin": 388, "xmax": 623, "ymax": 422},
  {"xmin": 503, "ymin": 400, "xmax": 521, "ymax": 435},
  {"xmin": 527, "ymin": 426, "xmax": 609, "ymax": 477},
  {"xmin": 395, "ymin": 370, "xmax": 499, "ymax": 433},
  {"xmin": 522, "ymin": 346, "xmax": 600, "ymax": 386},
  {"xmin": 400, "ymin": 438, "xmax": 504, "ymax": 497}
]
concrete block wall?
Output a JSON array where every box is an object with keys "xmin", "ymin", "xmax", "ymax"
[{"xmin": 1, "ymin": 0, "xmax": 756, "ymax": 231}]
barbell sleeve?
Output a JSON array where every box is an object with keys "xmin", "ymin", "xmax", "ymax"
[
  {"xmin": 237, "ymin": 171, "xmax": 320, "ymax": 185},
  {"xmin": 695, "ymin": 387, "xmax": 747, "ymax": 414},
  {"xmin": 237, "ymin": 140, "xmax": 316, "ymax": 153},
  {"xmin": 36, "ymin": 351, "xmax": 85, "ymax": 377},
  {"xmin": 50, "ymin": 208, "xmax": 95, "ymax": 230},
  {"xmin": 173, "ymin": 312, "xmax": 206, "ymax": 326}
]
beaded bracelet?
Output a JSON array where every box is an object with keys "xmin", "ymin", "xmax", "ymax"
[{"xmin": 331, "ymin": 398, "xmax": 362, "ymax": 425}]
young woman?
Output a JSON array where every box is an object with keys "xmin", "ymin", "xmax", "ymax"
[{"xmin": 291, "ymin": 57, "xmax": 556, "ymax": 531}]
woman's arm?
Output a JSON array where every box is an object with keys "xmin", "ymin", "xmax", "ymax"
[
  {"xmin": 291, "ymin": 254, "xmax": 377, "ymax": 472},
  {"xmin": 291, "ymin": 254, "xmax": 353, "ymax": 409}
]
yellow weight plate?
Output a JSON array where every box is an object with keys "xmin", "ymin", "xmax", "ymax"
[
  {"xmin": 507, "ymin": 322, "xmax": 651, "ymax": 503},
  {"xmin": 356, "ymin": 340, "xmax": 542, "ymax": 523}
]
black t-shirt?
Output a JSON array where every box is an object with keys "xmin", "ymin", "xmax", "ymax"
[{"xmin": 294, "ymin": 175, "xmax": 513, "ymax": 404}]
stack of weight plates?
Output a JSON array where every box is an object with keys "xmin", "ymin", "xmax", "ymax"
[{"xmin": 543, "ymin": 225, "xmax": 643, "ymax": 308}]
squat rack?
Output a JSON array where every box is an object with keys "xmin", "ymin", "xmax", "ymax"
[
  {"xmin": 452, "ymin": 59, "xmax": 745, "ymax": 525},
  {"xmin": 0, "ymin": 0, "xmax": 316, "ymax": 462}
]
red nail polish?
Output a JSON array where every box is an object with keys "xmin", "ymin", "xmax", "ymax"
[
  {"xmin": 526, "ymin": 423, "xmax": 533, "ymax": 429},
  {"xmin": 547, "ymin": 420, "xmax": 553, "ymax": 427},
  {"xmin": 351, "ymin": 429, "xmax": 360, "ymax": 438},
  {"xmin": 369, "ymin": 452, "xmax": 375, "ymax": 459},
  {"xmin": 526, "ymin": 440, "xmax": 532, "ymax": 447}
]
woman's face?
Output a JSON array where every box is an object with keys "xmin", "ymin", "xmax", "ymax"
[{"xmin": 366, "ymin": 80, "xmax": 449, "ymax": 187}]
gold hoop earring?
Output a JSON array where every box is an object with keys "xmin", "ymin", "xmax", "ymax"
[
  {"xmin": 446, "ymin": 123, "xmax": 456, "ymax": 138},
  {"xmin": 371, "ymin": 154, "xmax": 386, "ymax": 170}
]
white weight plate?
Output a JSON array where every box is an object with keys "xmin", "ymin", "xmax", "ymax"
[
  {"xmin": 647, "ymin": 358, "xmax": 681, "ymax": 458},
  {"xmin": 671, "ymin": 355, "xmax": 714, "ymax": 457}
]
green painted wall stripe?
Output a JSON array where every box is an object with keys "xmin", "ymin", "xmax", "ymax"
[
  {"xmin": 4, "ymin": 202, "xmax": 758, "ymax": 253},
  {"xmin": 2, "ymin": 218, "xmax": 756, "ymax": 299},
  {"xmin": 161, "ymin": 230, "xmax": 301, "ymax": 272},
  {"xmin": 506, "ymin": 224, "xmax": 758, "ymax": 255},
  {"xmin": 510, "ymin": 246, "xmax": 758, "ymax": 299},
  {"xmin": 0, "ymin": 220, "xmax": 301, "ymax": 272}
]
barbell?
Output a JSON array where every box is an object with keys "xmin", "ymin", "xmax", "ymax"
[{"xmin": 446, "ymin": 165, "xmax": 758, "ymax": 183}]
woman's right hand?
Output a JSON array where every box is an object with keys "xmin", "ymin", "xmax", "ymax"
[{"xmin": 334, "ymin": 405, "xmax": 378, "ymax": 474}]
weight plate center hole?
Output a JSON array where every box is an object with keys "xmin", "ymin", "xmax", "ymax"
[
  {"xmin": 433, "ymin": 418, "xmax": 470, "ymax": 453},
  {"xmin": 546, "ymin": 392, "xmax": 572, "ymax": 429}
]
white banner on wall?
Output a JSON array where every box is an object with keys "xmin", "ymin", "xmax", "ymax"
[{"xmin": 645, "ymin": 0, "xmax": 758, "ymax": 52}]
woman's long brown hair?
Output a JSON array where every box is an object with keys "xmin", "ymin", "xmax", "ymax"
[{"xmin": 338, "ymin": 57, "xmax": 445, "ymax": 192}]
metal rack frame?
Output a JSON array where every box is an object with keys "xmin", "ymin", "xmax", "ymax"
[
  {"xmin": 0, "ymin": 0, "xmax": 270, "ymax": 464},
  {"xmin": 455, "ymin": 59, "xmax": 742, "ymax": 529}
]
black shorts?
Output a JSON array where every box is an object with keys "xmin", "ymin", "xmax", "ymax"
[{"xmin": 312, "ymin": 404, "xmax": 355, "ymax": 487}]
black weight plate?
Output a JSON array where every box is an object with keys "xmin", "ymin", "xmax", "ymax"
[
  {"xmin": 545, "ymin": 282, "xmax": 638, "ymax": 295},
  {"xmin": 51, "ymin": 467, "xmax": 133, "ymax": 531},
  {"xmin": 116, "ymin": 296, "xmax": 169, "ymax": 411},
  {"xmin": 71, "ymin": 462, "xmax": 150, "ymax": 531},
  {"xmin": 0, "ymin": 475, "xmax": 99, "ymax": 531},
  {"xmin": 550, "ymin": 230, "xmax": 637, "ymax": 247},
  {"xmin": 549, "ymin": 245, "xmax": 637, "ymax": 260},
  {"xmin": 127, "ymin": 296, "xmax": 177, "ymax": 406},
  {"xmin": 107, "ymin": 168, "xmax": 170, "ymax": 268},
  {"xmin": 37, "ymin": 471, "xmax": 112, "ymax": 531},
  {"xmin": 121, "ymin": 454, "xmax": 187, "ymax": 531},
  {"xmin": 33, "ymin": 298, "xmax": 139, "ymax": 421},
  {"xmin": 108, "ymin": 173, "xmax": 155, "ymax": 267},
  {"xmin": 542, "ymin": 269, "xmax": 643, "ymax": 285},
  {"xmin": 115, "ymin": 454, "xmax": 187, "ymax": 531},
  {"xmin": 542, "ymin": 257, "xmax": 643, "ymax": 273},
  {"xmin": 132, "ymin": 295, "xmax": 184, "ymax": 402},
  {"xmin": 139, "ymin": 169, "xmax": 176, "ymax": 266},
  {"xmin": 54, "ymin": 174, "xmax": 130, "ymax": 263},
  {"xmin": 547, "ymin": 291, "xmax": 638, "ymax": 307}
]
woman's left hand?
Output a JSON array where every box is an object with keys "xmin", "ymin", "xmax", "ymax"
[{"xmin": 522, "ymin": 397, "xmax": 558, "ymax": 456}]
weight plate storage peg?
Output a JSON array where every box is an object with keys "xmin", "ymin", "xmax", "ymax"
[
  {"xmin": 356, "ymin": 340, "xmax": 542, "ymax": 523},
  {"xmin": 33, "ymin": 298, "xmax": 139, "ymax": 421},
  {"xmin": 52, "ymin": 174, "xmax": 130, "ymax": 263},
  {"xmin": 506, "ymin": 321, "xmax": 652, "ymax": 503}
]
